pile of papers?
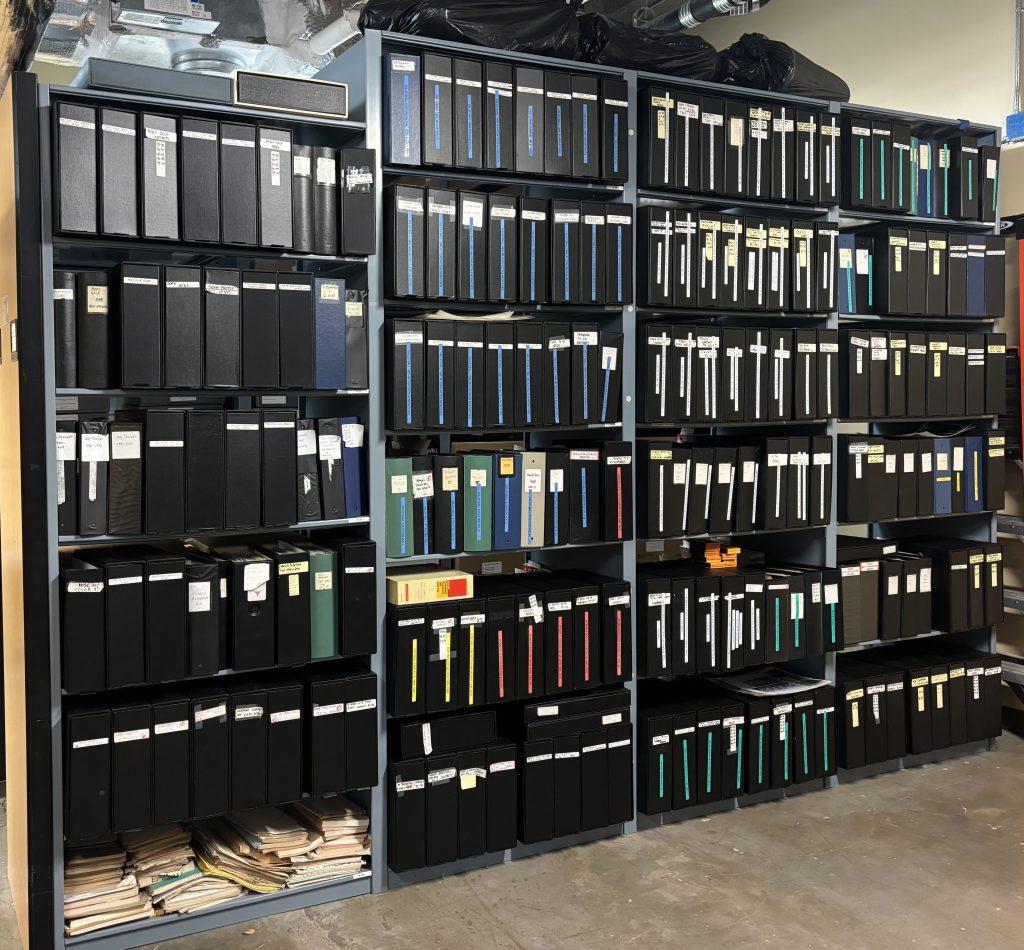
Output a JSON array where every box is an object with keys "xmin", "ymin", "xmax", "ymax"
[
  {"xmin": 288, "ymin": 796, "xmax": 371, "ymax": 886},
  {"xmin": 124, "ymin": 824, "xmax": 243, "ymax": 915},
  {"xmin": 63, "ymin": 843, "xmax": 155, "ymax": 937},
  {"xmin": 64, "ymin": 799, "xmax": 370, "ymax": 936},
  {"xmin": 192, "ymin": 799, "xmax": 371, "ymax": 894}
]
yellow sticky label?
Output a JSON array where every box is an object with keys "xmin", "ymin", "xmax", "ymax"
[
  {"xmin": 279, "ymin": 561, "xmax": 309, "ymax": 575},
  {"xmin": 656, "ymin": 110, "xmax": 666, "ymax": 140},
  {"xmin": 314, "ymin": 571, "xmax": 333, "ymax": 591},
  {"xmin": 442, "ymin": 467, "xmax": 459, "ymax": 491},
  {"xmin": 851, "ymin": 702, "xmax": 860, "ymax": 728},
  {"xmin": 936, "ymin": 683, "xmax": 944, "ymax": 709},
  {"xmin": 500, "ymin": 457, "xmax": 514, "ymax": 476},
  {"xmin": 917, "ymin": 687, "xmax": 926, "ymax": 713},
  {"xmin": 320, "ymin": 282, "xmax": 340, "ymax": 301},
  {"xmin": 288, "ymin": 574, "xmax": 299, "ymax": 597},
  {"xmin": 345, "ymin": 301, "xmax": 362, "ymax": 316},
  {"xmin": 705, "ymin": 233, "xmax": 714, "ymax": 260},
  {"xmin": 460, "ymin": 772, "xmax": 477, "ymax": 790}
]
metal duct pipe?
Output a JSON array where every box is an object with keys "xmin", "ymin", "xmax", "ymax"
[{"xmin": 637, "ymin": 0, "xmax": 773, "ymax": 32}]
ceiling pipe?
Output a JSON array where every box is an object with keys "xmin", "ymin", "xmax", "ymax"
[{"xmin": 636, "ymin": 0, "xmax": 773, "ymax": 32}]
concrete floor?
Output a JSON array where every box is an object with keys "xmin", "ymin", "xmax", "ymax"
[{"xmin": 1, "ymin": 737, "xmax": 1023, "ymax": 949}]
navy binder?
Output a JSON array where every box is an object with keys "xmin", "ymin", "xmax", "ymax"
[
  {"xmin": 384, "ymin": 51, "xmax": 421, "ymax": 166},
  {"xmin": 314, "ymin": 277, "xmax": 346, "ymax": 389},
  {"xmin": 966, "ymin": 236, "xmax": 987, "ymax": 316},
  {"xmin": 493, "ymin": 453, "xmax": 522, "ymax": 550},
  {"xmin": 340, "ymin": 416, "xmax": 365, "ymax": 518},
  {"xmin": 965, "ymin": 436, "xmax": 985, "ymax": 512},
  {"xmin": 933, "ymin": 437, "xmax": 953, "ymax": 515}
]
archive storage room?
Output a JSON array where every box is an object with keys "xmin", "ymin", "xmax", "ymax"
[{"xmin": 0, "ymin": 1, "xmax": 1022, "ymax": 948}]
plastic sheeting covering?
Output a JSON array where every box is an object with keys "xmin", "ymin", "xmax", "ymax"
[
  {"xmin": 577, "ymin": 12, "xmax": 721, "ymax": 80},
  {"xmin": 359, "ymin": 0, "xmax": 583, "ymax": 59},
  {"xmin": 719, "ymin": 32, "xmax": 850, "ymax": 101}
]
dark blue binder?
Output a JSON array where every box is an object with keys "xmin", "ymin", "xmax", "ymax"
[
  {"xmin": 339, "ymin": 416, "xmax": 365, "ymax": 518},
  {"xmin": 966, "ymin": 236, "xmax": 987, "ymax": 316},
  {"xmin": 965, "ymin": 436, "xmax": 985, "ymax": 512},
  {"xmin": 384, "ymin": 51, "xmax": 421, "ymax": 166},
  {"xmin": 492, "ymin": 452, "xmax": 522, "ymax": 550},
  {"xmin": 933, "ymin": 437, "xmax": 953, "ymax": 514},
  {"xmin": 314, "ymin": 277, "xmax": 346, "ymax": 389},
  {"xmin": 839, "ymin": 234, "xmax": 856, "ymax": 314}
]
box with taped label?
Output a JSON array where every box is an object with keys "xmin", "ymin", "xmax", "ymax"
[{"xmin": 387, "ymin": 568, "xmax": 474, "ymax": 606}]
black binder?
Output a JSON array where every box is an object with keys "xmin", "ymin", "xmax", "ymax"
[
  {"xmin": 141, "ymin": 113, "xmax": 179, "ymax": 240},
  {"xmin": 181, "ymin": 116, "xmax": 220, "ymax": 243},
  {"xmin": 220, "ymin": 122, "xmax": 258, "ymax": 246},
  {"xmin": 313, "ymin": 145, "xmax": 339, "ymax": 256},
  {"xmin": 291, "ymin": 142, "xmax": 315, "ymax": 253},
  {"xmin": 164, "ymin": 266, "xmax": 202, "ymax": 389},
  {"xmin": 99, "ymin": 107, "xmax": 138, "ymax": 238},
  {"xmin": 76, "ymin": 271, "xmax": 113, "ymax": 390}
]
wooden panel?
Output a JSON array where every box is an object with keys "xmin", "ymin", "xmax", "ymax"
[{"xmin": 0, "ymin": 79, "xmax": 30, "ymax": 949}]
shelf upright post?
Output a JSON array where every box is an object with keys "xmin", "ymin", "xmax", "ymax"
[
  {"xmin": 621, "ymin": 66, "xmax": 640, "ymax": 836},
  {"xmin": 823, "ymin": 98, "xmax": 843, "ymax": 788},
  {"xmin": 354, "ymin": 27, "xmax": 390, "ymax": 896}
]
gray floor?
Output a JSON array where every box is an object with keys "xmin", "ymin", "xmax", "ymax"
[{"xmin": 2, "ymin": 736, "xmax": 1023, "ymax": 949}]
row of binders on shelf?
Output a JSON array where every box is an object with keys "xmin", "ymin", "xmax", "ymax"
[
  {"xmin": 841, "ymin": 329, "xmax": 1006, "ymax": 419},
  {"xmin": 640, "ymin": 211, "xmax": 839, "ymax": 314},
  {"xmin": 836, "ymin": 648, "xmax": 1003, "ymax": 769},
  {"xmin": 641, "ymin": 326, "xmax": 839, "ymax": 424},
  {"xmin": 386, "ymin": 570, "xmax": 632, "ymax": 718},
  {"xmin": 64, "ymin": 671, "xmax": 378, "ymax": 843},
  {"xmin": 638, "ymin": 557, "xmax": 843, "ymax": 679},
  {"xmin": 389, "ymin": 694, "xmax": 634, "ymax": 871},
  {"xmin": 844, "ymin": 119, "xmax": 999, "ymax": 223},
  {"xmin": 387, "ymin": 317, "xmax": 623, "ymax": 431},
  {"xmin": 56, "ymin": 412, "xmax": 365, "ymax": 539},
  {"xmin": 838, "ymin": 432, "xmax": 1006, "ymax": 523},
  {"xmin": 384, "ymin": 52, "xmax": 628, "ymax": 182},
  {"xmin": 386, "ymin": 189, "xmax": 633, "ymax": 306},
  {"xmin": 641, "ymin": 89, "xmax": 840, "ymax": 205},
  {"xmin": 837, "ymin": 229, "xmax": 1004, "ymax": 317},
  {"xmin": 639, "ymin": 437, "xmax": 832, "ymax": 539},
  {"xmin": 54, "ymin": 100, "xmax": 377, "ymax": 253},
  {"xmin": 55, "ymin": 268, "xmax": 368, "ymax": 392},
  {"xmin": 385, "ymin": 447, "xmax": 633, "ymax": 559},
  {"xmin": 640, "ymin": 670, "xmax": 837, "ymax": 815},
  {"xmin": 60, "ymin": 535, "xmax": 375, "ymax": 695},
  {"xmin": 836, "ymin": 536, "xmax": 1003, "ymax": 642}
]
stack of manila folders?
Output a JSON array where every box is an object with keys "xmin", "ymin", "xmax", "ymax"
[{"xmin": 63, "ymin": 797, "xmax": 369, "ymax": 937}]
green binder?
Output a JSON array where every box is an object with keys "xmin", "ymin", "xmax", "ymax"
[
  {"xmin": 462, "ymin": 453, "xmax": 493, "ymax": 552},
  {"xmin": 386, "ymin": 456, "xmax": 415, "ymax": 558},
  {"xmin": 297, "ymin": 543, "xmax": 337, "ymax": 659}
]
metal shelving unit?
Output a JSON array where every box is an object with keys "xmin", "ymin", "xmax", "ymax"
[
  {"xmin": 0, "ymin": 32, "xmax": 1008, "ymax": 950},
  {"xmin": 629, "ymin": 76, "xmax": 842, "ymax": 811},
  {"xmin": 365, "ymin": 28, "xmax": 643, "ymax": 888},
  {"xmin": 0, "ymin": 42, "xmax": 383, "ymax": 947},
  {"xmin": 831, "ymin": 101, "xmax": 1003, "ymax": 772}
]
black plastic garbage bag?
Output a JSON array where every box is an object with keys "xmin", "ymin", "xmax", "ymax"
[
  {"xmin": 720, "ymin": 32, "xmax": 850, "ymax": 101},
  {"xmin": 577, "ymin": 12, "xmax": 721, "ymax": 81},
  {"xmin": 359, "ymin": 0, "xmax": 582, "ymax": 59}
]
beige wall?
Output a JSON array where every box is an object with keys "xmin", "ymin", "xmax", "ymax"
[{"xmin": 694, "ymin": 0, "xmax": 1016, "ymax": 131}]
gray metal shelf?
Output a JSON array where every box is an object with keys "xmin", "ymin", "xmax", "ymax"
[
  {"xmin": 63, "ymin": 872, "xmax": 372, "ymax": 950},
  {"xmin": 635, "ymin": 188, "xmax": 831, "ymax": 217}
]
